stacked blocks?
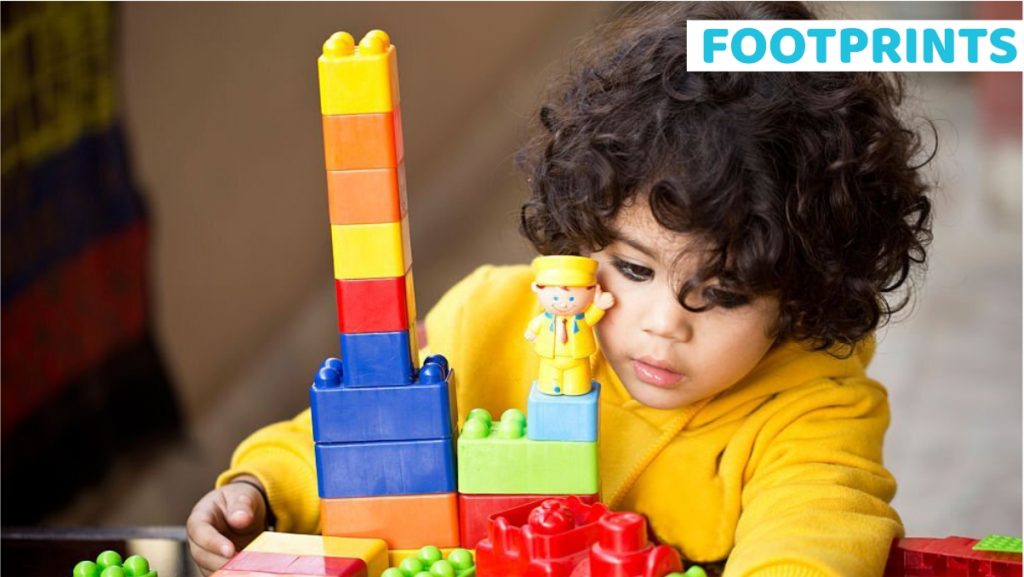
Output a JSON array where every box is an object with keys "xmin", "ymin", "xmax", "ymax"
[
  {"xmin": 313, "ymin": 29, "xmax": 459, "ymax": 550},
  {"xmin": 211, "ymin": 532, "xmax": 388, "ymax": 577},
  {"xmin": 320, "ymin": 29, "xmax": 418, "ymax": 382},
  {"xmin": 457, "ymin": 381, "xmax": 600, "ymax": 547}
]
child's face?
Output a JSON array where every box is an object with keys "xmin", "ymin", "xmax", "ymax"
[{"xmin": 589, "ymin": 201, "xmax": 780, "ymax": 410}]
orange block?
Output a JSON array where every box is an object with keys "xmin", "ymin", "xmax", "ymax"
[
  {"xmin": 321, "ymin": 492, "xmax": 459, "ymax": 549},
  {"xmin": 322, "ymin": 110, "xmax": 404, "ymax": 170},
  {"xmin": 326, "ymin": 164, "xmax": 407, "ymax": 225}
]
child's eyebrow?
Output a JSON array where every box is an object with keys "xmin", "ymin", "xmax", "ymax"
[{"xmin": 614, "ymin": 233, "xmax": 659, "ymax": 260}]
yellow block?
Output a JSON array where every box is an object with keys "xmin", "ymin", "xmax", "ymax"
[
  {"xmin": 318, "ymin": 30, "xmax": 400, "ymax": 115},
  {"xmin": 330, "ymin": 216, "xmax": 411, "ymax": 280},
  {"xmin": 245, "ymin": 531, "xmax": 388, "ymax": 577},
  {"xmin": 387, "ymin": 548, "xmax": 473, "ymax": 568}
]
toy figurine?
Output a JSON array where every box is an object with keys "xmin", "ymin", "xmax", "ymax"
[{"xmin": 525, "ymin": 255, "xmax": 615, "ymax": 396}]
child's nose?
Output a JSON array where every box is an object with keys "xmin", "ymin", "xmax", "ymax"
[{"xmin": 641, "ymin": 295, "xmax": 693, "ymax": 343}]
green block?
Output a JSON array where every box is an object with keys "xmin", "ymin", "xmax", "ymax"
[
  {"xmin": 973, "ymin": 534, "xmax": 1023, "ymax": 554},
  {"xmin": 73, "ymin": 551, "xmax": 156, "ymax": 577},
  {"xmin": 457, "ymin": 408, "xmax": 598, "ymax": 495},
  {"xmin": 382, "ymin": 546, "xmax": 475, "ymax": 577}
]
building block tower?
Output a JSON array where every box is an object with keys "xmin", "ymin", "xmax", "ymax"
[
  {"xmin": 310, "ymin": 29, "xmax": 460, "ymax": 550},
  {"xmin": 455, "ymin": 257, "xmax": 607, "ymax": 549}
]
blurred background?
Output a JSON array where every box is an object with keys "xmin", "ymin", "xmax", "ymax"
[{"xmin": 2, "ymin": 0, "xmax": 1020, "ymax": 546}]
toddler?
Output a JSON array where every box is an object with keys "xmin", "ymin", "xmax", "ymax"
[{"xmin": 187, "ymin": 2, "xmax": 934, "ymax": 576}]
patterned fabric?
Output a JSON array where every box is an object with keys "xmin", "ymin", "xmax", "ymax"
[{"xmin": 1, "ymin": 2, "xmax": 181, "ymax": 523}]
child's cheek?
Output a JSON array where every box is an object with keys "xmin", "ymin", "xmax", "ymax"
[{"xmin": 596, "ymin": 302, "xmax": 625, "ymax": 353}]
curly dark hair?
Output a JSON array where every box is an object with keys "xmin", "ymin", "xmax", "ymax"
[{"xmin": 518, "ymin": 1, "xmax": 935, "ymax": 354}]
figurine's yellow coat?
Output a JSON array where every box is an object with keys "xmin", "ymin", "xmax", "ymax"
[{"xmin": 526, "ymin": 307, "xmax": 604, "ymax": 360}]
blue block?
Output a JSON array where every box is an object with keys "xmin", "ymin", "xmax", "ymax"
[
  {"xmin": 527, "ymin": 382, "xmax": 599, "ymax": 442},
  {"xmin": 339, "ymin": 330, "xmax": 414, "ymax": 386},
  {"xmin": 315, "ymin": 437, "xmax": 457, "ymax": 498},
  {"xmin": 310, "ymin": 355, "xmax": 456, "ymax": 443}
]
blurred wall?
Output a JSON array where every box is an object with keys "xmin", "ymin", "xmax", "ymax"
[{"xmin": 120, "ymin": 3, "xmax": 617, "ymax": 422}]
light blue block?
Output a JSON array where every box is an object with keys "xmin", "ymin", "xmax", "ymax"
[{"xmin": 527, "ymin": 381, "xmax": 599, "ymax": 442}]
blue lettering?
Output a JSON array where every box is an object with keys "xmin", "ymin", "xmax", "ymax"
[
  {"xmin": 770, "ymin": 27, "xmax": 805, "ymax": 64},
  {"xmin": 923, "ymin": 28, "xmax": 954, "ymax": 64},
  {"xmin": 906, "ymin": 28, "xmax": 917, "ymax": 62},
  {"xmin": 807, "ymin": 28, "xmax": 836, "ymax": 63},
  {"xmin": 873, "ymin": 28, "xmax": 901, "ymax": 63},
  {"xmin": 958, "ymin": 28, "xmax": 987, "ymax": 63},
  {"xmin": 840, "ymin": 28, "xmax": 868, "ymax": 63},
  {"xmin": 991, "ymin": 28, "xmax": 1016, "ymax": 64},
  {"xmin": 704, "ymin": 28, "xmax": 729, "ymax": 64},
  {"xmin": 732, "ymin": 28, "xmax": 766, "ymax": 64}
]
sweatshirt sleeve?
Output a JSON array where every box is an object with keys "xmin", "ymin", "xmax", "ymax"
[
  {"xmin": 724, "ymin": 381, "xmax": 904, "ymax": 577},
  {"xmin": 215, "ymin": 408, "xmax": 320, "ymax": 534}
]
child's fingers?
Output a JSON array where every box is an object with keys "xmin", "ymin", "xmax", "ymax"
[
  {"xmin": 188, "ymin": 539, "xmax": 232, "ymax": 577},
  {"xmin": 224, "ymin": 485, "xmax": 265, "ymax": 531},
  {"xmin": 187, "ymin": 514, "xmax": 236, "ymax": 558}
]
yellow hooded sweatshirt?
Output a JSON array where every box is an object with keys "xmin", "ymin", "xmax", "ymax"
[{"xmin": 218, "ymin": 265, "xmax": 903, "ymax": 577}]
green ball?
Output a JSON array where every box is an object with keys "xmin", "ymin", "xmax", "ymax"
[
  {"xmin": 96, "ymin": 551, "xmax": 123, "ymax": 569},
  {"xmin": 461, "ymin": 418, "xmax": 488, "ymax": 439},
  {"xmin": 419, "ymin": 546, "xmax": 442, "ymax": 565},
  {"xmin": 683, "ymin": 566, "xmax": 708, "ymax": 577},
  {"xmin": 74, "ymin": 560, "xmax": 100, "ymax": 577},
  {"xmin": 413, "ymin": 572, "xmax": 432, "ymax": 577},
  {"xmin": 122, "ymin": 555, "xmax": 149, "ymax": 577},
  {"xmin": 381, "ymin": 569, "xmax": 406, "ymax": 577},
  {"xmin": 100, "ymin": 567, "xmax": 126, "ymax": 577},
  {"xmin": 399, "ymin": 557, "xmax": 425, "ymax": 575},
  {"xmin": 429, "ymin": 560, "xmax": 455, "ymax": 577},
  {"xmin": 446, "ymin": 549, "xmax": 473, "ymax": 570},
  {"xmin": 496, "ymin": 418, "xmax": 524, "ymax": 439},
  {"xmin": 466, "ymin": 408, "xmax": 491, "ymax": 425},
  {"xmin": 500, "ymin": 409, "xmax": 525, "ymax": 426}
]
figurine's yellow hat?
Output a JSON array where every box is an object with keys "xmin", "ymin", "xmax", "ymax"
[{"xmin": 532, "ymin": 255, "xmax": 598, "ymax": 287}]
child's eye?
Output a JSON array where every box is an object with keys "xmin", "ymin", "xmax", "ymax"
[
  {"xmin": 569, "ymin": 296, "xmax": 575, "ymax": 302},
  {"xmin": 612, "ymin": 258, "xmax": 653, "ymax": 282}
]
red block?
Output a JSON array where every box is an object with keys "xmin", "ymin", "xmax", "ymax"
[
  {"xmin": 476, "ymin": 496, "xmax": 610, "ymax": 577},
  {"xmin": 334, "ymin": 274, "xmax": 412, "ymax": 333},
  {"xmin": 569, "ymin": 512, "xmax": 681, "ymax": 577},
  {"xmin": 459, "ymin": 493, "xmax": 599, "ymax": 550},
  {"xmin": 883, "ymin": 537, "xmax": 1022, "ymax": 577}
]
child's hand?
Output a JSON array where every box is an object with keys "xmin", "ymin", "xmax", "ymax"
[
  {"xmin": 187, "ymin": 476, "xmax": 269, "ymax": 576},
  {"xmin": 525, "ymin": 330, "xmax": 537, "ymax": 342},
  {"xmin": 595, "ymin": 285, "xmax": 615, "ymax": 310}
]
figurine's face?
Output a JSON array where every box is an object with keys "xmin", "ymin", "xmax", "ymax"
[
  {"xmin": 587, "ymin": 199, "xmax": 780, "ymax": 410},
  {"xmin": 532, "ymin": 284, "xmax": 595, "ymax": 316}
]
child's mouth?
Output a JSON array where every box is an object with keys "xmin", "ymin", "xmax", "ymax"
[{"xmin": 631, "ymin": 358, "xmax": 684, "ymax": 388}]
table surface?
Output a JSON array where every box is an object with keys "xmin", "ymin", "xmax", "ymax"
[{"xmin": 2, "ymin": 527, "xmax": 199, "ymax": 577}]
